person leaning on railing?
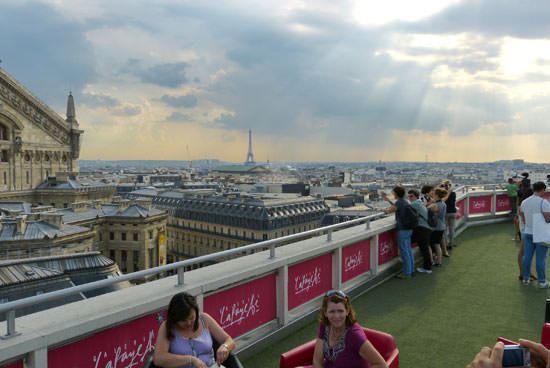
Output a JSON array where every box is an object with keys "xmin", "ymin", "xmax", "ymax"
[
  {"xmin": 467, "ymin": 340, "xmax": 550, "ymax": 368},
  {"xmin": 309, "ymin": 290, "xmax": 388, "ymax": 368},
  {"xmin": 153, "ymin": 292, "xmax": 235, "ymax": 368}
]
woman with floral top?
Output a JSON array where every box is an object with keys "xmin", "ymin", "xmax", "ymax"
[{"xmin": 311, "ymin": 290, "xmax": 387, "ymax": 368}]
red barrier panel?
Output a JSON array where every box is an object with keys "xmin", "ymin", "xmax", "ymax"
[
  {"xmin": 468, "ymin": 195, "xmax": 492, "ymax": 215},
  {"xmin": 495, "ymin": 194, "xmax": 512, "ymax": 212},
  {"xmin": 342, "ymin": 239, "xmax": 371, "ymax": 283},
  {"xmin": 378, "ymin": 230, "xmax": 398, "ymax": 265},
  {"xmin": 288, "ymin": 254, "xmax": 333, "ymax": 310},
  {"xmin": 0, "ymin": 361, "xmax": 23, "ymax": 368},
  {"xmin": 48, "ymin": 311, "xmax": 163, "ymax": 368},
  {"xmin": 456, "ymin": 199, "xmax": 465, "ymax": 219},
  {"xmin": 544, "ymin": 192, "xmax": 550, "ymax": 201},
  {"xmin": 204, "ymin": 273, "xmax": 277, "ymax": 338}
]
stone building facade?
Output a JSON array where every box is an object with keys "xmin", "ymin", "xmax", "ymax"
[
  {"xmin": 57, "ymin": 198, "xmax": 168, "ymax": 274},
  {"xmin": 0, "ymin": 68, "xmax": 82, "ymax": 191},
  {"xmin": 148, "ymin": 192, "xmax": 329, "ymax": 264}
]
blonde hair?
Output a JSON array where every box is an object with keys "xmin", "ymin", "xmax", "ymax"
[{"xmin": 435, "ymin": 188, "xmax": 448, "ymax": 199}]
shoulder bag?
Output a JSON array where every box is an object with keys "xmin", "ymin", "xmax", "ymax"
[{"xmin": 532, "ymin": 199, "xmax": 550, "ymax": 244}]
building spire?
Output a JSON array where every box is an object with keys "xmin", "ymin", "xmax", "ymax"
[
  {"xmin": 66, "ymin": 91, "xmax": 78, "ymax": 127},
  {"xmin": 245, "ymin": 129, "xmax": 255, "ymax": 165}
]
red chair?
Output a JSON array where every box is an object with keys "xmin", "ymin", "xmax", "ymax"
[
  {"xmin": 499, "ymin": 299, "xmax": 550, "ymax": 350},
  {"xmin": 541, "ymin": 300, "xmax": 550, "ymax": 349},
  {"xmin": 279, "ymin": 327, "xmax": 399, "ymax": 368}
]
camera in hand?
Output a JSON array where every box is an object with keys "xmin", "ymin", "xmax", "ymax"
[{"xmin": 502, "ymin": 345, "xmax": 530, "ymax": 368}]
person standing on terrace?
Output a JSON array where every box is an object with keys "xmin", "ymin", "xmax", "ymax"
[
  {"xmin": 428, "ymin": 187, "xmax": 448, "ymax": 266},
  {"xmin": 505, "ymin": 178, "xmax": 519, "ymax": 218},
  {"xmin": 312, "ymin": 290, "xmax": 388, "ymax": 368},
  {"xmin": 408, "ymin": 189, "xmax": 433, "ymax": 274},
  {"xmin": 383, "ymin": 186, "xmax": 414, "ymax": 279},
  {"xmin": 442, "ymin": 181, "xmax": 457, "ymax": 250},
  {"xmin": 520, "ymin": 181, "xmax": 550, "ymax": 288}
]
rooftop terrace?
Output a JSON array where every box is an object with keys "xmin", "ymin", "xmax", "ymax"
[
  {"xmin": 242, "ymin": 222, "xmax": 547, "ymax": 368},
  {"xmin": 0, "ymin": 186, "xmax": 545, "ymax": 368}
]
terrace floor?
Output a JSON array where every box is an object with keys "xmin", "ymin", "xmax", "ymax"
[{"xmin": 242, "ymin": 222, "xmax": 549, "ymax": 368}]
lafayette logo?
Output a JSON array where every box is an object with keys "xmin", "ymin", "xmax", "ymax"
[
  {"xmin": 472, "ymin": 200, "xmax": 488, "ymax": 209},
  {"xmin": 344, "ymin": 251, "xmax": 364, "ymax": 273},
  {"xmin": 92, "ymin": 330, "xmax": 155, "ymax": 368},
  {"xmin": 294, "ymin": 267, "xmax": 322, "ymax": 294},
  {"xmin": 379, "ymin": 240, "xmax": 392, "ymax": 256},
  {"xmin": 218, "ymin": 293, "xmax": 261, "ymax": 329},
  {"xmin": 497, "ymin": 199, "xmax": 509, "ymax": 207}
]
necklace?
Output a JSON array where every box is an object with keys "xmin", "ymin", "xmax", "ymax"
[{"xmin": 329, "ymin": 326, "xmax": 345, "ymax": 344}]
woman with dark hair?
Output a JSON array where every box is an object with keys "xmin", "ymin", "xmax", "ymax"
[
  {"xmin": 311, "ymin": 290, "xmax": 387, "ymax": 368},
  {"xmin": 153, "ymin": 292, "xmax": 235, "ymax": 368}
]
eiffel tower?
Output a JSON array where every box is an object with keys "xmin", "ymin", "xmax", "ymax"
[{"xmin": 245, "ymin": 129, "xmax": 256, "ymax": 165}]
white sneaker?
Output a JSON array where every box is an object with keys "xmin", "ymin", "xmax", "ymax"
[
  {"xmin": 539, "ymin": 281, "xmax": 550, "ymax": 289},
  {"xmin": 522, "ymin": 279, "xmax": 531, "ymax": 286},
  {"xmin": 416, "ymin": 267, "xmax": 433, "ymax": 274}
]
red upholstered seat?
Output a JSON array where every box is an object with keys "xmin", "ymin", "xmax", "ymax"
[
  {"xmin": 541, "ymin": 323, "xmax": 550, "ymax": 349},
  {"xmin": 279, "ymin": 327, "xmax": 399, "ymax": 368}
]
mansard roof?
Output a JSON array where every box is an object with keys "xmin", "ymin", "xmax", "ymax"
[
  {"xmin": 57, "ymin": 203, "xmax": 165, "ymax": 223},
  {"xmin": 152, "ymin": 193, "xmax": 328, "ymax": 221}
]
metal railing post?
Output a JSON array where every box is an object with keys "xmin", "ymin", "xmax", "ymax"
[
  {"xmin": 177, "ymin": 267, "xmax": 185, "ymax": 286},
  {"xmin": 1, "ymin": 310, "xmax": 21, "ymax": 339},
  {"xmin": 327, "ymin": 229, "xmax": 332, "ymax": 242},
  {"xmin": 365, "ymin": 219, "xmax": 371, "ymax": 230},
  {"xmin": 269, "ymin": 245, "xmax": 276, "ymax": 259}
]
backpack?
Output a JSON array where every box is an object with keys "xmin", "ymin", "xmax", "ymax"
[
  {"xmin": 419, "ymin": 208, "xmax": 438, "ymax": 228},
  {"xmin": 426, "ymin": 209, "xmax": 438, "ymax": 228},
  {"xmin": 401, "ymin": 204, "xmax": 419, "ymax": 230}
]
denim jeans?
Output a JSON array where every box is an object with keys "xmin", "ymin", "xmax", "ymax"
[
  {"xmin": 522, "ymin": 233, "xmax": 549, "ymax": 283},
  {"xmin": 398, "ymin": 229, "xmax": 414, "ymax": 276}
]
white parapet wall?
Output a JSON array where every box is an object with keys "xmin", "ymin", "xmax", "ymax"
[{"xmin": 0, "ymin": 188, "xmax": 513, "ymax": 368}]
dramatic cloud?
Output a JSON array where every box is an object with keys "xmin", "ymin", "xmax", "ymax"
[
  {"xmin": 136, "ymin": 62, "xmax": 190, "ymax": 88},
  {"xmin": 165, "ymin": 112, "xmax": 192, "ymax": 123},
  {"xmin": 4, "ymin": 0, "xmax": 550, "ymax": 162},
  {"xmin": 0, "ymin": 2, "xmax": 96, "ymax": 110},
  {"xmin": 404, "ymin": 0, "xmax": 550, "ymax": 38},
  {"xmin": 111, "ymin": 104, "xmax": 142, "ymax": 116},
  {"xmin": 160, "ymin": 94, "xmax": 198, "ymax": 108},
  {"xmin": 80, "ymin": 92, "xmax": 120, "ymax": 109}
]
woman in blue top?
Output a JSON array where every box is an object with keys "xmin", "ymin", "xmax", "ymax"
[{"xmin": 154, "ymin": 292, "xmax": 235, "ymax": 368}]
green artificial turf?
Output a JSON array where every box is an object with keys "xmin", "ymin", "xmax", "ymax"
[{"xmin": 241, "ymin": 222, "xmax": 550, "ymax": 368}]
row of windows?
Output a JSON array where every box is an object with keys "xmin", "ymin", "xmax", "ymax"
[
  {"xmin": 172, "ymin": 208, "xmax": 325, "ymax": 230},
  {"xmin": 108, "ymin": 248, "xmax": 156, "ymax": 273},
  {"xmin": 168, "ymin": 222, "xmax": 316, "ymax": 241},
  {"xmin": 108, "ymin": 232, "xmax": 140, "ymax": 241}
]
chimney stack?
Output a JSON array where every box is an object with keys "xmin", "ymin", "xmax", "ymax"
[{"xmin": 40, "ymin": 213, "xmax": 64, "ymax": 229}]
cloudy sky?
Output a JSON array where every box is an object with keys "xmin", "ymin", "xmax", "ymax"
[{"xmin": 2, "ymin": 0, "xmax": 550, "ymax": 163}]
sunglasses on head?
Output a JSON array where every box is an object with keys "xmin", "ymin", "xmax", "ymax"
[{"xmin": 325, "ymin": 290, "xmax": 347, "ymax": 299}]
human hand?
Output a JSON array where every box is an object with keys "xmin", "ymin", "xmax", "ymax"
[
  {"xmin": 519, "ymin": 339, "xmax": 550, "ymax": 368},
  {"xmin": 192, "ymin": 357, "xmax": 208, "ymax": 368},
  {"xmin": 466, "ymin": 342, "xmax": 503, "ymax": 368},
  {"xmin": 216, "ymin": 344, "xmax": 230, "ymax": 364}
]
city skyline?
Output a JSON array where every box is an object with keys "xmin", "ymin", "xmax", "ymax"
[{"xmin": 2, "ymin": 1, "xmax": 550, "ymax": 162}]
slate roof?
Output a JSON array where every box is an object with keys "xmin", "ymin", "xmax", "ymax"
[
  {"xmin": 0, "ymin": 221, "xmax": 90, "ymax": 241},
  {"xmin": 35, "ymin": 178, "xmax": 113, "ymax": 190},
  {"xmin": 0, "ymin": 263, "xmax": 62, "ymax": 286},
  {"xmin": 56, "ymin": 204, "xmax": 165, "ymax": 224},
  {"xmin": 0, "ymin": 202, "xmax": 32, "ymax": 215}
]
